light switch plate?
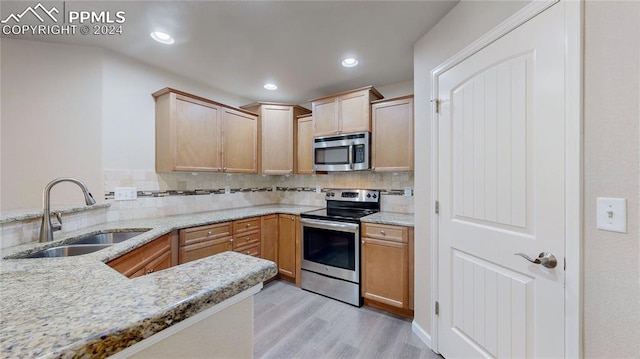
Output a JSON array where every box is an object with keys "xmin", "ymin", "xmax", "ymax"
[
  {"xmin": 596, "ymin": 197, "xmax": 627, "ymax": 233},
  {"xmin": 114, "ymin": 187, "xmax": 137, "ymax": 201}
]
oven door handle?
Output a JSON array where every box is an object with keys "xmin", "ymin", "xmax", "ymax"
[
  {"xmin": 348, "ymin": 143, "xmax": 354, "ymax": 170},
  {"xmin": 300, "ymin": 218, "xmax": 359, "ymax": 233}
]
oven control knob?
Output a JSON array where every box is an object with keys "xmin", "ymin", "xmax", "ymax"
[
  {"xmin": 366, "ymin": 193, "xmax": 371, "ymax": 198},
  {"xmin": 373, "ymin": 194, "xmax": 377, "ymax": 199}
]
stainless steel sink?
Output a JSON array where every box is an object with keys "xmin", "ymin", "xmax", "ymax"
[
  {"xmin": 70, "ymin": 230, "xmax": 149, "ymax": 245},
  {"xmin": 26, "ymin": 244, "xmax": 113, "ymax": 258},
  {"xmin": 18, "ymin": 229, "xmax": 150, "ymax": 258}
]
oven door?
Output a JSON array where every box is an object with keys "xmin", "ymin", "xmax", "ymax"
[{"xmin": 300, "ymin": 218, "xmax": 360, "ymax": 283}]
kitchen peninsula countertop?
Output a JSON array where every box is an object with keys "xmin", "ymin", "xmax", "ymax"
[
  {"xmin": 0, "ymin": 204, "xmax": 414, "ymax": 358},
  {"xmin": 0, "ymin": 204, "xmax": 317, "ymax": 358}
]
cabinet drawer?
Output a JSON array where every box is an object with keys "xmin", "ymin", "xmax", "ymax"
[
  {"xmin": 362, "ymin": 223, "xmax": 407, "ymax": 243},
  {"xmin": 233, "ymin": 231, "xmax": 260, "ymax": 250},
  {"xmin": 234, "ymin": 242, "xmax": 261, "ymax": 257},
  {"xmin": 180, "ymin": 222, "xmax": 233, "ymax": 246},
  {"xmin": 233, "ymin": 217, "xmax": 261, "ymax": 235},
  {"xmin": 179, "ymin": 236, "xmax": 233, "ymax": 264}
]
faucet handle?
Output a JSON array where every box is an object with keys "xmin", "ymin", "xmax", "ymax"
[{"xmin": 51, "ymin": 211, "xmax": 62, "ymax": 231}]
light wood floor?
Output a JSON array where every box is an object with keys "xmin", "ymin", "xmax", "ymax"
[{"xmin": 254, "ymin": 280, "xmax": 442, "ymax": 359}]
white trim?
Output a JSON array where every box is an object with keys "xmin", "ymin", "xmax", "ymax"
[
  {"xmin": 412, "ymin": 320, "xmax": 433, "ymax": 350},
  {"xmin": 110, "ymin": 284, "xmax": 263, "ymax": 358},
  {"xmin": 429, "ymin": 0, "xmax": 582, "ymax": 357},
  {"xmin": 563, "ymin": 1, "xmax": 584, "ymax": 357}
]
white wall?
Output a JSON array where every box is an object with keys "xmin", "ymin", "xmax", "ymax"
[
  {"xmin": 412, "ymin": 0, "xmax": 528, "ymax": 341},
  {"xmin": 1, "ymin": 39, "xmax": 104, "ymax": 210},
  {"xmin": 583, "ymin": 1, "xmax": 640, "ymax": 357},
  {"xmin": 102, "ymin": 51, "xmax": 252, "ymax": 170}
]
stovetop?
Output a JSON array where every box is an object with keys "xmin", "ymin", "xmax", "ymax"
[{"xmin": 300, "ymin": 189, "xmax": 380, "ymax": 222}]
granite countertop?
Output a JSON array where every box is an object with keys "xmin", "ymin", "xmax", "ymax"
[
  {"xmin": 361, "ymin": 211, "xmax": 415, "ymax": 227},
  {"xmin": 0, "ymin": 204, "xmax": 317, "ymax": 358}
]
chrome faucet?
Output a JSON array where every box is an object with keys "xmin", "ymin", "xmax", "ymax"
[{"xmin": 39, "ymin": 177, "xmax": 96, "ymax": 242}]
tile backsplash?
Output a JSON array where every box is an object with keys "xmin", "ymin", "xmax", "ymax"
[{"xmin": 104, "ymin": 169, "xmax": 414, "ymax": 219}]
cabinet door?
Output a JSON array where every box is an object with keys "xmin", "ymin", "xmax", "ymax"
[
  {"xmin": 312, "ymin": 97, "xmax": 338, "ymax": 137},
  {"xmin": 262, "ymin": 105, "xmax": 294, "ymax": 175},
  {"xmin": 372, "ymin": 96, "xmax": 414, "ymax": 172},
  {"xmin": 261, "ymin": 215, "xmax": 278, "ymax": 264},
  {"xmin": 107, "ymin": 234, "xmax": 172, "ymax": 277},
  {"xmin": 179, "ymin": 236, "xmax": 233, "ymax": 264},
  {"xmin": 339, "ymin": 90, "xmax": 370, "ymax": 134},
  {"xmin": 222, "ymin": 108, "xmax": 258, "ymax": 173},
  {"xmin": 277, "ymin": 214, "xmax": 296, "ymax": 278},
  {"xmin": 296, "ymin": 115, "xmax": 314, "ymax": 174},
  {"xmin": 174, "ymin": 95, "xmax": 222, "ymax": 171},
  {"xmin": 362, "ymin": 237, "xmax": 409, "ymax": 309},
  {"xmin": 146, "ymin": 249, "xmax": 172, "ymax": 275}
]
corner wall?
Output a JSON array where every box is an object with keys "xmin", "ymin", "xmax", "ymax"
[
  {"xmin": 412, "ymin": 0, "xmax": 529, "ymax": 343},
  {"xmin": 583, "ymin": 1, "xmax": 640, "ymax": 357}
]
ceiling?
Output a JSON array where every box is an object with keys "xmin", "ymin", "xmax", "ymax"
[{"xmin": 1, "ymin": 1, "xmax": 458, "ymax": 104}]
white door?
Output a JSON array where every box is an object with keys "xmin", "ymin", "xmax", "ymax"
[{"xmin": 436, "ymin": 3, "xmax": 566, "ymax": 358}]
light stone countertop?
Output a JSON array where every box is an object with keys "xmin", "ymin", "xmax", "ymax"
[
  {"xmin": 0, "ymin": 204, "xmax": 318, "ymax": 358},
  {"xmin": 0, "ymin": 204, "xmax": 413, "ymax": 358},
  {"xmin": 361, "ymin": 211, "xmax": 415, "ymax": 227}
]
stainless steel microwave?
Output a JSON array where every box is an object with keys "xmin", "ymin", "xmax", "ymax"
[{"xmin": 313, "ymin": 132, "xmax": 370, "ymax": 171}]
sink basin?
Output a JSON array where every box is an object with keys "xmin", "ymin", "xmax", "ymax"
[
  {"xmin": 26, "ymin": 244, "xmax": 113, "ymax": 258},
  {"xmin": 70, "ymin": 230, "xmax": 149, "ymax": 245},
  {"xmin": 16, "ymin": 229, "xmax": 150, "ymax": 258}
]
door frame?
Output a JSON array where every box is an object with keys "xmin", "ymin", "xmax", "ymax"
[{"xmin": 429, "ymin": 0, "xmax": 583, "ymax": 357}]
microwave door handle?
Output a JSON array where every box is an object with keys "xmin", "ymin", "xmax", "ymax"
[{"xmin": 348, "ymin": 143, "xmax": 354, "ymax": 170}]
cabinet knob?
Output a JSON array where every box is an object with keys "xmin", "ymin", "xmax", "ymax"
[
  {"xmin": 207, "ymin": 230, "xmax": 213, "ymax": 236},
  {"xmin": 380, "ymin": 230, "xmax": 386, "ymax": 235},
  {"xmin": 246, "ymin": 223, "xmax": 251, "ymax": 228},
  {"xmin": 223, "ymin": 167, "xmax": 227, "ymax": 171},
  {"xmin": 246, "ymin": 251, "xmax": 250, "ymax": 255},
  {"xmin": 245, "ymin": 237, "xmax": 250, "ymax": 241},
  {"xmin": 230, "ymin": 238, "xmax": 234, "ymax": 243},
  {"xmin": 147, "ymin": 269, "xmax": 154, "ymax": 274},
  {"xmin": 290, "ymin": 216, "xmax": 294, "ymax": 221},
  {"xmin": 362, "ymin": 240, "xmax": 365, "ymax": 244}
]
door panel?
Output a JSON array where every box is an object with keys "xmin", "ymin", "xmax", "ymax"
[{"xmin": 437, "ymin": 3, "xmax": 566, "ymax": 358}]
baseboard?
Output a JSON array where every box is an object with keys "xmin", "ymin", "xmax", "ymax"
[{"xmin": 411, "ymin": 320, "xmax": 433, "ymax": 350}]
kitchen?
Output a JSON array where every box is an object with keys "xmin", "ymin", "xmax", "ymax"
[{"xmin": 1, "ymin": 1, "xmax": 638, "ymax": 359}]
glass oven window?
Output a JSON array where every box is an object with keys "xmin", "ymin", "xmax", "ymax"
[
  {"xmin": 303, "ymin": 227, "xmax": 355, "ymax": 271},
  {"xmin": 315, "ymin": 147, "xmax": 349, "ymax": 165}
]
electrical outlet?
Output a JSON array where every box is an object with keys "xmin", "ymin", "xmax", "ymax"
[
  {"xmin": 596, "ymin": 197, "xmax": 627, "ymax": 233},
  {"xmin": 114, "ymin": 187, "xmax": 137, "ymax": 201},
  {"xmin": 316, "ymin": 186, "xmax": 322, "ymax": 194},
  {"xmin": 404, "ymin": 187, "xmax": 412, "ymax": 196},
  {"xmin": 224, "ymin": 186, "xmax": 231, "ymax": 195},
  {"xmin": 272, "ymin": 185, "xmax": 277, "ymax": 192}
]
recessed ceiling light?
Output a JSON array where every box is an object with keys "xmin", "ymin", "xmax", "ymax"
[
  {"xmin": 264, "ymin": 83, "xmax": 278, "ymax": 90},
  {"xmin": 150, "ymin": 31, "xmax": 174, "ymax": 45},
  {"xmin": 341, "ymin": 57, "xmax": 359, "ymax": 67}
]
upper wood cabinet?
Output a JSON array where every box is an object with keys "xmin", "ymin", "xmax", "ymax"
[
  {"xmin": 221, "ymin": 107, "xmax": 258, "ymax": 173},
  {"xmin": 240, "ymin": 102, "xmax": 311, "ymax": 175},
  {"xmin": 296, "ymin": 114, "xmax": 314, "ymax": 174},
  {"xmin": 310, "ymin": 86, "xmax": 382, "ymax": 137},
  {"xmin": 371, "ymin": 95, "xmax": 414, "ymax": 172},
  {"xmin": 153, "ymin": 88, "xmax": 258, "ymax": 173}
]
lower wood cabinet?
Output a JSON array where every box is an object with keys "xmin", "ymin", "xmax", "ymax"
[
  {"xmin": 178, "ymin": 222, "xmax": 233, "ymax": 264},
  {"xmin": 361, "ymin": 223, "xmax": 414, "ymax": 317},
  {"xmin": 261, "ymin": 215, "xmax": 278, "ymax": 264},
  {"xmin": 233, "ymin": 217, "xmax": 261, "ymax": 257},
  {"xmin": 277, "ymin": 214, "xmax": 297, "ymax": 281},
  {"xmin": 107, "ymin": 233, "xmax": 174, "ymax": 278}
]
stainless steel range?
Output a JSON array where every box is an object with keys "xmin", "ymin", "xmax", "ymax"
[{"xmin": 300, "ymin": 189, "xmax": 380, "ymax": 306}]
